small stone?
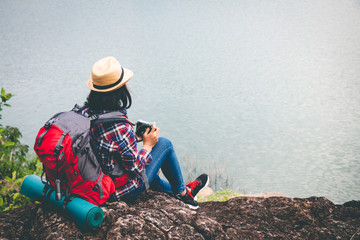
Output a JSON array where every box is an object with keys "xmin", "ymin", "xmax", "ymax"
[{"xmin": 197, "ymin": 186, "xmax": 214, "ymax": 198}]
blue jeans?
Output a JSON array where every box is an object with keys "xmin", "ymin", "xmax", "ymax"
[{"xmin": 121, "ymin": 137, "xmax": 186, "ymax": 202}]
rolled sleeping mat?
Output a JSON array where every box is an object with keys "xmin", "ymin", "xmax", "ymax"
[{"xmin": 20, "ymin": 174, "xmax": 104, "ymax": 230}]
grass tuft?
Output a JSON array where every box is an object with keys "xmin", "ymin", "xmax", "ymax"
[{"xmin": 198, "ymin": 189, "xmax": 242, "ymax": 202}]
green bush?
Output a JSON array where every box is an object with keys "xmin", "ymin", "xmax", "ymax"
[
  {"xmin": 0, "ymin": 171, "xmax": 33, "ymax": 211},
  {"xmin": 0, "ymin": 88, "xmax": 41, "ymax": 211}
]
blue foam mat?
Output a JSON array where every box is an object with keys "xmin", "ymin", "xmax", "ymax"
[{"xmin": 20, "ymin": 175, "xmax": 104, "ymax": 230}]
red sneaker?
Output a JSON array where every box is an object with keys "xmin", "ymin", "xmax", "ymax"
[
  {"xmin": 176, "ymin": 188, "xmax": 199, "ymax": 209},
  {"xmin": 186, "ymin": 174, "xmax": 209, "ymax": 198}
]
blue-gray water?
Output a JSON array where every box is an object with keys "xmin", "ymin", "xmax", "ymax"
[{"xmin": 1, "ymin": 0, "xmax": 359, "ymax": 204}]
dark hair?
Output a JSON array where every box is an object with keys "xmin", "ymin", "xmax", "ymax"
[{"xmin": 87, "ymin": 85, "xmax": 132, "ymax": 111}]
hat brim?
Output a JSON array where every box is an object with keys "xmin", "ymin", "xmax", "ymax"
[{"xmin": 87, "ymin": 67, "xmax": 134, "ymax": 92}]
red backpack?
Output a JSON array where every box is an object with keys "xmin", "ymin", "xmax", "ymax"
[{"xmin": 34, "ymin": 105, "xmax": 127, "ymax": 206}]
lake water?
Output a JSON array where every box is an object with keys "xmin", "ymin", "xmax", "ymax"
[{"xmin": 1, "ymin": 0, "xmax": 359, "ymax": 204}]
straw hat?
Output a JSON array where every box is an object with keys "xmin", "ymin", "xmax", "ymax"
[{"xmin": 87, "ymin": 56, "xmax": 134, "ymax": 92}]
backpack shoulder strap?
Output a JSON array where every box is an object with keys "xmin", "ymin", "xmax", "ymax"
[{"xmin": 90, "ymin": 111, "xmax": 133, "ymax": 126}]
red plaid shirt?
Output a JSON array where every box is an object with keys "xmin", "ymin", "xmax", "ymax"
[{"xmin": 82, "ymin": 108, "xmax": 152, "ymax": 200}]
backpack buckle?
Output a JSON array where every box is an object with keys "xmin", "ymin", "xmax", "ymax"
[
  {"xmin": 71, "ymin": 104, "xmax": 82, "ymax": 112},
  {"xmin": 89, "ymin": 114, "xmax": 99, "ymax": 121},
  {"xmin": 44, "ymin": 122, "xmax": 52, "ymax": 130},
  {"xmin": 53, "ymin": 145, "xmax": 63, "ymax": 157},
  {"xmin": 53, "ymin": 133, "xmax": 66, "ymax": 157},
  {"xmin": 44, "ymin": 118, "xmax": 57, "ymax": 130}
]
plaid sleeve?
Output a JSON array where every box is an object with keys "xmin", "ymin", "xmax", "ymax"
[{"xmin": 114, "ymin": 122, "xmax": 152, "ymax": 172}]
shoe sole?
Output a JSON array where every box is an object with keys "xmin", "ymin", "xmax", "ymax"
[
  {"xmin": 197, "ymin": 175, "xmax": 210, "ymax": 194},
  {"xmin": 202, "ymin": 176, "xmax": 210, "ymax": 191},
  {"xmin": 187, "ymin": 204, "xmax": 199, "ymax": 210}
]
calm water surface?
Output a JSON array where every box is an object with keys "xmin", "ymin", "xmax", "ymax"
[{"xmin": 1, "ymin": 0, "xmax": 359, "ymax": 203}]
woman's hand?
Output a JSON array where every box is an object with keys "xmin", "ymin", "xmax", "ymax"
[
  {"xmin": 136, "ymin": 135, "xmax": 143, "ymax": 142},
  {"xmin": 142, "ymin": 122, "xmax": 159, "ymax": 152}
]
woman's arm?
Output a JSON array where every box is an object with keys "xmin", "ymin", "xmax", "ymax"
[
  {"xmin": 141, "ymin": 122, "xmax": 160, "ymax": 152},
  {"xmin": 117, "ymin": 123, "xmax": 151, "ymax": 172},
  {"xmin": 117, "ymin": 122, "xmax": 159, "ymax": 172}
]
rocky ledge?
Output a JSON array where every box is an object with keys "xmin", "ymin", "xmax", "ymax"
[{"xmin": 0, "ymin": 190, "xmax": 359, "ymax": 239}]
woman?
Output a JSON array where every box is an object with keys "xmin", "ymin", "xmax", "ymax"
[{"xmin": 83, "ymin": 56, "xmax": 209, "ymax": 209}]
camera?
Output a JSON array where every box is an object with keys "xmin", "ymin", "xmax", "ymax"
[{"xmin": 135, "ymin": 120, "xmax": 153, "ymax": 137}]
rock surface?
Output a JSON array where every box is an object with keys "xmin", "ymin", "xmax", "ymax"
[{"xmin": 0, "ymin": 190, "xmax": 359, "ymax": 239}]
